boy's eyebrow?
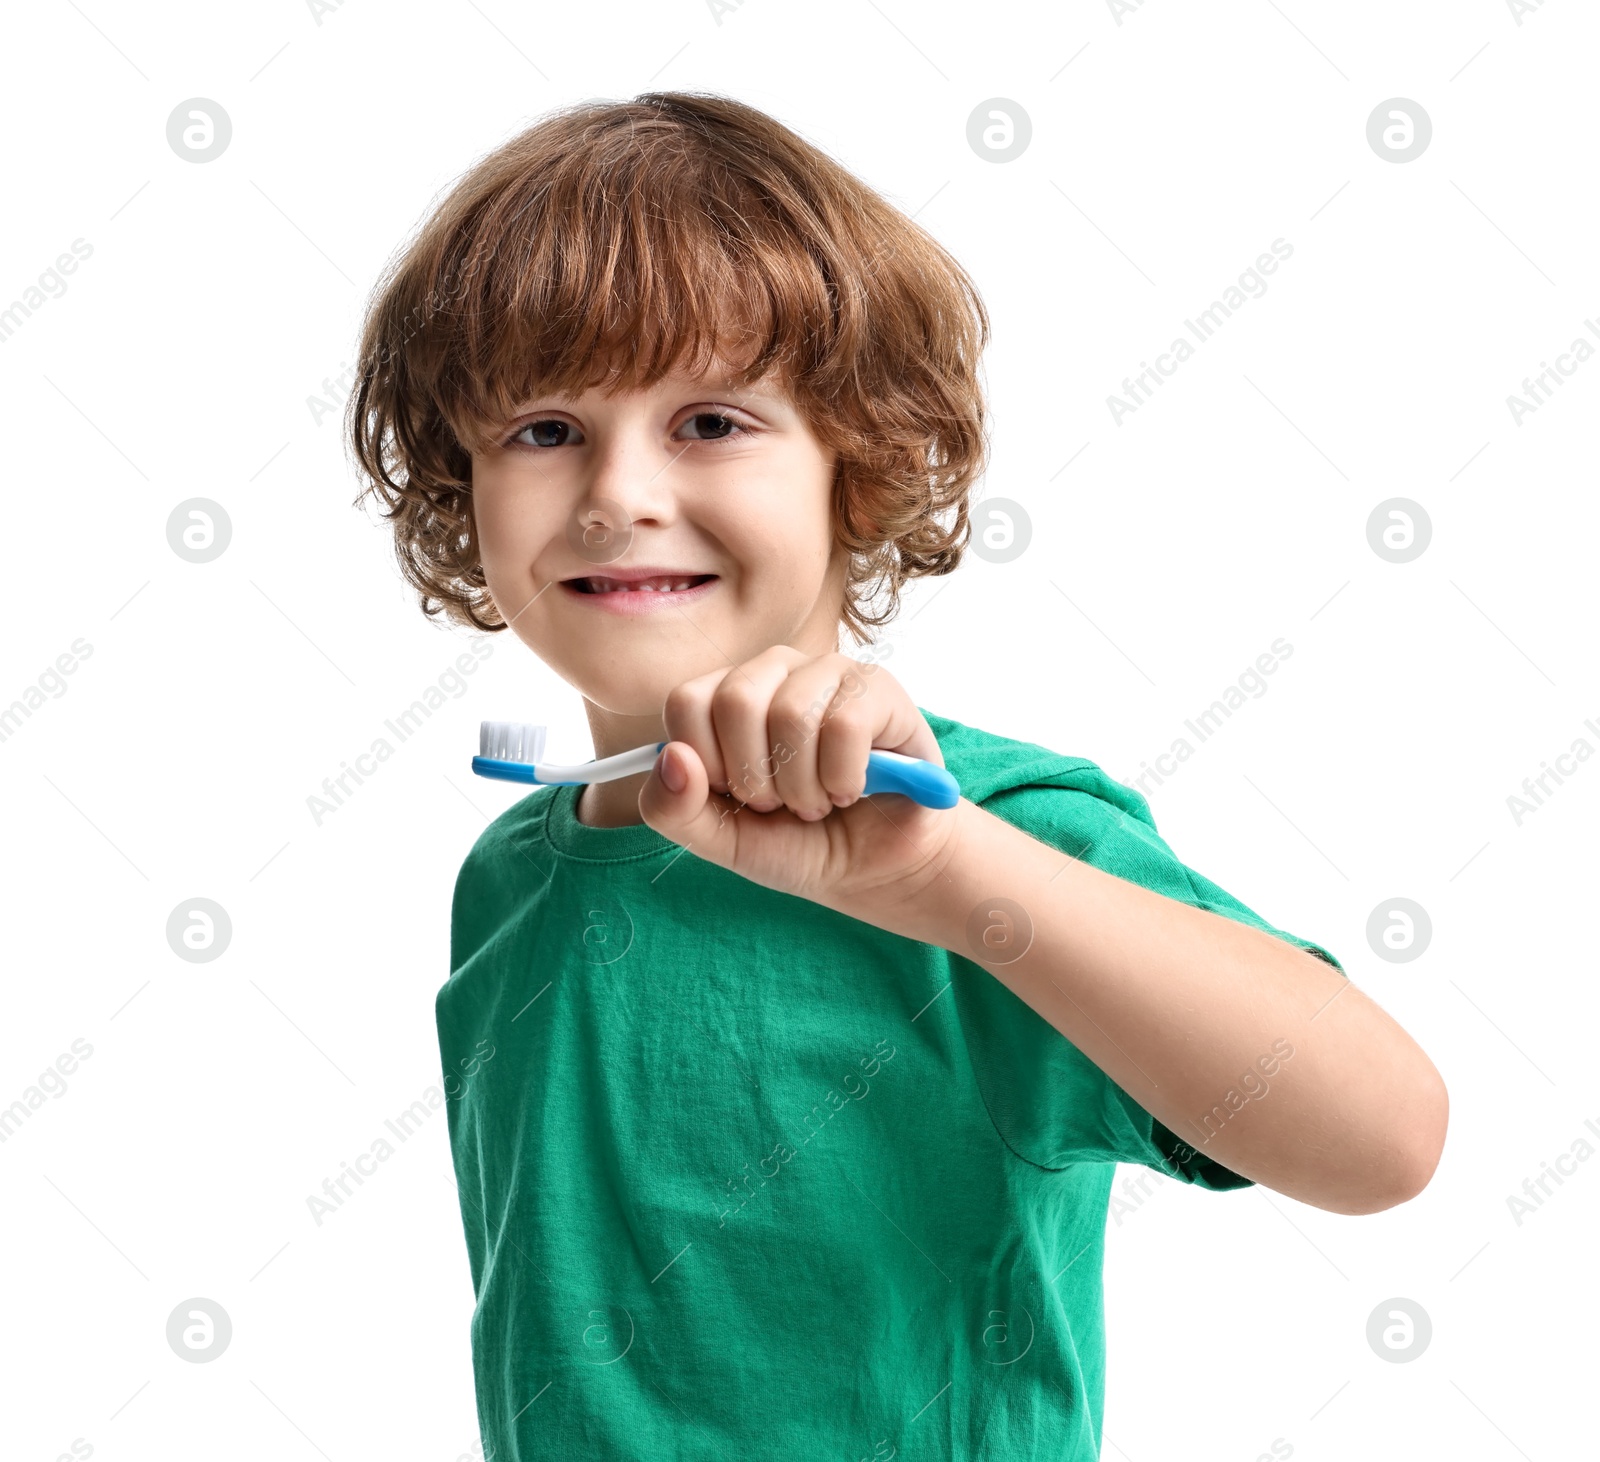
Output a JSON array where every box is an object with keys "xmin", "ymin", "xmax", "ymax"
[
  {"xmin": 712, "ymin": 380, "xmax": 783, "ymax": 401},
  {"xmin": 676, "ymin": 374, "xmax": 779, "ymax": 397}
]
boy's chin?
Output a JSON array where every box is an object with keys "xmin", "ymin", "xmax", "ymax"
[{"xmin": 569, "ymin": 665, "xmax": 709, "ymax": 721}]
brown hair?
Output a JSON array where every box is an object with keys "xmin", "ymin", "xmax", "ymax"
[{"xmin": 346, "ymin": 91, "xmax": 990, "ymax": 645}]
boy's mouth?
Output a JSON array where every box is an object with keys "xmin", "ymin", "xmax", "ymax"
[{"xmin": 565, "ymin": 573, "xmax": 718, "ymax": 594}]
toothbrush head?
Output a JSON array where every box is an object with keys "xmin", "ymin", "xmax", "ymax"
[{"xmin": 479, "ymin": 721, "xmax": 547, "ymax": 764}]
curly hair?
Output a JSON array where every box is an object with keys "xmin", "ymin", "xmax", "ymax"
[{"xmin": 346, "ymin": 90, "xmax": 991, "ymax": 646}]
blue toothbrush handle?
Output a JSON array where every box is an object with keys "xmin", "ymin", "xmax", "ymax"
[
  {"xmin": 863, "ymin": 749, "xmax": 960, "ymax": 810},
  {"xmin": 650, "ymin": 742, "xmax": 957, "ymax": 810}
]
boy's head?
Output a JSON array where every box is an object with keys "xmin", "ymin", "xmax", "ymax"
[{"xmin": 348, "ymin": 92, "xmax": 989, "ymax": 717}]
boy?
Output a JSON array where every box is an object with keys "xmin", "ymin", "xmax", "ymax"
[{"xmin": 348, "ymin": 91, "xmax": 1446, "ymax": 1460}]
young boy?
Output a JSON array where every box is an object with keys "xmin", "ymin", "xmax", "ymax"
[{"xmin": 349, "ymin": 91, "xmax": 1447, "ymax": 1461}]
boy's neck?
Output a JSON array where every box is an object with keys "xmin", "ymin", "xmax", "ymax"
[
  {"xmin": 574, "ymin": 701, "xmax": 667, "ymax": 828},
  {"xmin": 575, "ymin": 771, "xmax": 654, "ymax": 828}
]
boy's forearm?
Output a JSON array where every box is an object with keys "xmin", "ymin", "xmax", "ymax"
[{"xmin": 869, "ymin": 798, "xmax": 1448, "ymax": 1215}]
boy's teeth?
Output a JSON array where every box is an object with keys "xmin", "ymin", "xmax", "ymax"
[{"xmin": 586, "ymin": 576, "xmax": 700, "ymax": 592}]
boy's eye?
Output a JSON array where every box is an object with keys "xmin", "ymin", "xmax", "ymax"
[
  {"xmin": 676, "ymin": 411, "xmax": 747, "ymax": 442},
  {"xmin": 506, "ymin": 418, "xmax": 573, "ymax": 449}
]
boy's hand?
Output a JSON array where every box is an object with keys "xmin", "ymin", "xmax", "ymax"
[{"xmin": 637, "ymin": 646, "xmax": 964, "ymax": 923}]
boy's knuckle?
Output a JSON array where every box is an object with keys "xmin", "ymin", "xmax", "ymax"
[
  {"xmin": 713, "ymin": 678, "xmax": 764, "ymax": 721},
  {"xmin": 821, "ymin": 703, "xmax": 869, "ymax": 741},
  {"xmin": 662, "ymin": 681, "xmax": 703, "ymax": 724},
  {"xmin": 768, "ymin": 689, "xmax": 817, "ymax": 740}
]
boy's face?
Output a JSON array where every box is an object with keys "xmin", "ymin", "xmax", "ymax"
[{"xmin": 469, "ymin": 359, "xmax": 850, "ymax": 717}]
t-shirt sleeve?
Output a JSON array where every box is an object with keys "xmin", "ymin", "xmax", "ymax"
[{"xmin": 947, "ymin": 773, "xmax": 1345, "ymax": 1189}]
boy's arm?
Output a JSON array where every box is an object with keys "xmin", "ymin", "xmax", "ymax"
[
  {"xmin": 634, "ymin": 649, "xmax": 1446, "ymax": 1218},
  {"xmin": 876, "ymin": 796, "xmax": 1448, "ymax": 1216}
]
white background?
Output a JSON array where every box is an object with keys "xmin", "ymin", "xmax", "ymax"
[{"xmin": 2, "ymin": 1, "xmax": 1594, "ymax": 1458}]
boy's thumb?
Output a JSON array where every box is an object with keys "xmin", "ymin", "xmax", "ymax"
[{"xmin": 638, "ymin": 741, "xmax": 729, "ymax": 856}]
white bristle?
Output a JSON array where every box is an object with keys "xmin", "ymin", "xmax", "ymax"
[{"xmin": 479, "ymin": 721, "xmax": 548, "ymax": 764}]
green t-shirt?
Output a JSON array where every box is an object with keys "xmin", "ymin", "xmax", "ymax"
[{"xmin": 437, "ymin": 708, "xmax": 1344, "ymax": 1460}]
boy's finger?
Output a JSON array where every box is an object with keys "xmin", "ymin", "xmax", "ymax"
[
  {"xmin": 711, "ymin": 646, "xmax": 809, "ymax": 811},
  {"xmin": 770, "ymin": 660, "xmax": 853, "ymax": 816},
  {"xmin": 637, "ymin": 741, "xmax": 743, "ymax": 865},
  {"xmin": 663, "ymin": 668, "xmax": 732, "ymax": 793}
]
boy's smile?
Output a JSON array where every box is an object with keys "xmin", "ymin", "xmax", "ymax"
[
  {"xmin": 469, "ymin": 354, "xmax": 851, "ymax": 770},
  {"xmin": 559, "ymin": 564, "xmax": 721, "ymax": 613}
]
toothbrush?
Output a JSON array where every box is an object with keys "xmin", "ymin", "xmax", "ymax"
[{"xmin": 471, "ymin": 722, "xmax": 960, "ymax": 810}]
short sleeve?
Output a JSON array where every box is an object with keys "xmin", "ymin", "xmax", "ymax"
[{"xmin": 945, "ymin": 774, "xmax": 1344, "ymax": 1188}]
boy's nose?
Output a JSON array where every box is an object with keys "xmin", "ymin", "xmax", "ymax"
[{"xmin": 582, "ymin": 439, "xmax": 680, "ymax": 530}]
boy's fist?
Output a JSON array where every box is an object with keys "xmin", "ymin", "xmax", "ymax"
[{"xmin": 636, "ymin": 645, "xmax": 963, "ymax": 918}]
